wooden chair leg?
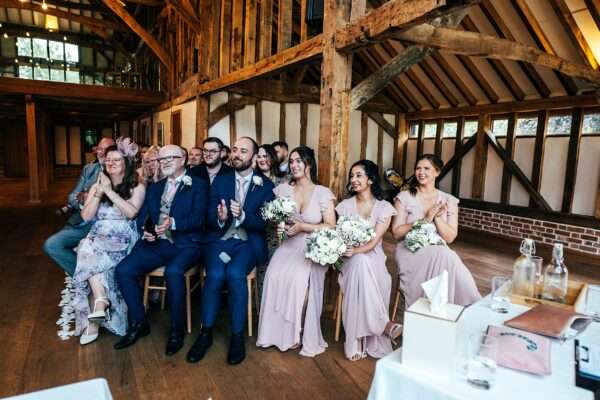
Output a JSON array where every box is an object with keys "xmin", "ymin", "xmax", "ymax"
[
  {"xmin": 332, "ymin": 284, "xmax": 338, "ymax": 319},
  {"xmin": 142, "ymin": 275, "xmax": 150, "ymax": 310},
  {"xmin": 186, "ymin": 275, "xmax": 192, "ymax": 334},
  {"xmin": 391, "ymin": 288, "xmax": 401, "ymax": 322},
  {"xmin": 160, "ymin": 289, "xmax": 166, "ymax": 311},
  {"xmin": 247, "ymin": 276, "xmax": 253, "ymax": 337},
  {"xmin": 254, "ymin": 276, "xmax": 260, "ymax": 318},
  {"xmin": 335, "ymin": 289, "xmax": 343, "ymax": 342}
]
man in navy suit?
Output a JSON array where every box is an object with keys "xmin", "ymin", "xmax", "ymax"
[
  {"xmin": 186, "ymin": 136, "xmax": 274, "ymax": 365},
  {"xmin": 189, "ymin": 137, "xmax": 232, "ymax": 184},
  {"xmin": 114, "ymin": 144, "xmax": 208, "ymax": 356}
]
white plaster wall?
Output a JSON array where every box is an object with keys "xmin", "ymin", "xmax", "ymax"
[
  {"xmin": 284, "ymin": 103, "xmax": 301, "ymax": 150},
  {"xmin": 511, "ymin": 137, "xmax": 535, "ymax": 206},
  {"xmin": 348, "ymin": 110, "xmax": 362, "ymax": 168},
  {"xmin": 261, "ymin": 101, "xmax": 280, "ymax": 145},
  {"xmin": 572, "ymin": 136, "xmax": 600, "ymax": 215},
  {"xmin": 306, "ymin": 104, "xmax": 320, "ymax": 158},
  {"xmin": 235, "ymin": 104, "xmax": 256, "ymax": 141},
  {"xmin": 422, "ymin": 139, "xmax": 435, "ymax": 154},
  {"xmin": 366, "ymin": 118, "xmax": 378, "ymax": 163},
  {"xmin": 540, "ymin": 137, "xmax": 569, "ymax": 211},
  {"xmin": 483, "ymin": 146, "xmax": 503, "ymax": 203},
  {"xmin": 459, "ymin": 145, "xmax": 475, "ymax": 199},
  {"xmin": 405, "ymin": 140, "xmax": 417, "ymax": 179},
  {"xmin": 171, "ymin": 99, "xmax": 197, "ymax": 150},
  {"xmin": 439, "ymin": 139, "xmax": 455, "ymax": 193}
]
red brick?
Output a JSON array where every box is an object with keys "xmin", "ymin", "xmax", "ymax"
[
  {"xmin": 544, "ymin": 222, "xmax": 558, "ymax": 229},
  {"xmin": 580, "ymin": 245, "xmax": 596, "ymax": 253},
  {"xmin": 581, "ymin": 234, "xmax": 598, "ymax": 242},
  {"xmin": 567, "ymin": 226, "xmax": 585, "ymax": 233}
]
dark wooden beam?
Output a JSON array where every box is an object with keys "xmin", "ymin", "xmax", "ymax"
[
  {"xmin": 255, "ymin": 101, "xmax": 263, "ymax": 144},
  {"xmin": 431, "ymin": 52, "xmax": 477, "ymax": 106},
  {"xmin": 244, "ymin": 0, "xmax": 258, "ymax": 66},
  {"xmin": 279, "ymin": 102, "xmax": 286, "ymax": 141},
  {"xmin": 278, "ymin": 0, "xmax": 292, "ymax": 52},
  {"xmin": 529, "ymin": 109, "xmax": 548, "ymax": 207},
  {"xmin": 220, "ymin": 0, "xmax": 232, "ymax": 75},
  {"xmin": 471, "ymin": 113, "xmax": 490, "ymax": 200},
  {"xmin": 25, "ymin": 95, "xmax": 40, "ymax": 203},
  {"xmin": 196, "ymin": 95, "xmax": 209, "ymax": 145},
  {"xmin": 208, "ymin": 96, "xmax": 259, "ymax": 128},
  {"xmin": 416, "ymin": 120, "xmax": 424, "ymax": 158},
  {"xmin": 500, "ymin": 112, "xmax": 516, "ymax": 205},
  {"xmin": 165, "ymin": 0, "xmax": 202, "ymax": 35},
  {"xmin": 360, "ymin": 112, "xmax": 368, "ymax": 159},
  {"xmin": 394, "ymin": 113, "xmax": 407, "ymax": 172},
  {"xmin": 562, "ymin": 108, "xmax": 584, "ymax": 213},
  {"xmin": 451, "ymin": 116, "xmax": 464, "ymax": 196},
  {"xmin": 299, "ymin": 102, "xmax": 308, "ymax": 146},
  {"xmin": 434, "ymin": 118, "xmax": 443, "ymax": 157},
  {"xmin": 366, "ymin": 111, "xmax": 396, "ymax": 137},
  {"xmin": 259, "ymin": 0, "xmax": 273, "ymax": 59}
]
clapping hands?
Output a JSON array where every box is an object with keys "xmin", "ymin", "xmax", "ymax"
[
  {"xmin": 284, "ymin": 216, "xmax": 304, "ymax": 237},
  {"xmin": 425, "ymin": 201, "xmax": 447, "ymax": 223}
]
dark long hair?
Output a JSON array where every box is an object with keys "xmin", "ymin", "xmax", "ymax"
[
  {"xmin": 346, "ymin": 160, "xmax": 383, "ymax": 200},
  {"xmin": 258, "ymin": 144, "xmax": 285, "ymax": 180},
  {"xmin": 102, "ymin": 145, "xmax": 138, "ymax": 205},
  {"xmin": 289, "ymin": 146, "xmax": 318, "ymax": 184},
  {"xmin": 407, "ymin": 153, "xmax": 444, "ymax": 196}
]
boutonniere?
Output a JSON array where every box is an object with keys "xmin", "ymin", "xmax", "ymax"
[
  {"xmin": 251, "ymin": 175, "xmax": 263, "ymax": 192},
  {"xmin": 181, "ymin": 175, "xmax": 193, "ymax": 187}
]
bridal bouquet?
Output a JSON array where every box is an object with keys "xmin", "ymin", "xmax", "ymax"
[
  {"xmin": 305, "ymin": 228, "xmax": 347, "ymax": 271},
  {"xmin": 336, "ymin": 215, "xmax": 376, "ymax": 248},
  {"xmin": 404, "ymin": 219, "xmax": 446, "ymax": 253},
  {"xmin": 261, "ymin": 196, "xmax": 297, "ymax": 241}
]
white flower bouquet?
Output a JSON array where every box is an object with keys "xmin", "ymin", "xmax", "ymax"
[
  {"xmin": 261, "ymin": 196, "xmax": 297, "ymax": 241},
  {"xmin": 305, "ymin": 228, "xmax": 347, "ymax": 271},
  {"xmin": 336, "ymin": 215, "xmax": 376, "ymax": 248},
  {"xmin": 404, "ymin": 219, "xmax": 446, "ymax": 253}
]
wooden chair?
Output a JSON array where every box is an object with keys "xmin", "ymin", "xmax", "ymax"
[
  {"xmin": 333, "ymin": 286, "xmax": 344, "ymax": 342},
  {"xmin": 142, "ymin": 265, "xmax": 200, "ymax": 334},
  {"xmin": 200, "ymin": 267, "xmax": 260, "ymax": 337},
  {"xmin": 391, "ymin": 276, "xmax": 405, "ymax": 322}
]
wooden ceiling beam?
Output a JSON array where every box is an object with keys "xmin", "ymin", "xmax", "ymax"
[
  {"xmin": 511, "ymin": 0, "xmax": 578, "ymax": 95},
  {"xmin": 480, "ymin": 0, "xmax": 550, "ymax": 98},
  {"xmin": 394, "ymin": 24, "xmax": 600, "ymax": 86},
  {"xmin": 406, "ymin": 92, "xmax": 599, "ymax": 119},
  {"xmin": 430, "ymin": 51, "xmax": 477, "ymax": 105},
  {"xmin": 585, "ymin": 0, "xmax": 600, "ymax": 29},
  {"xmin": 102, "ymin": 0, "xmax": 173, "ymax": 71},
  {"xmin": 551, "ymin": 0, "xmax": 598, "ymax": 69},
  {"xmin": 30, "ymin": 0, "xmax": 111, "ymax": 14},
  {"xmin": 208, "ymin": 96, "xmax": 259, "ymax": 128},
  {"xmin": 165, "ymin": 0, "xmax": 202, "ymax": 35}
]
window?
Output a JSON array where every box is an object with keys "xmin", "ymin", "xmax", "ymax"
[
  {"xmin": 443, "ymin": 122, "xmax": 457, "ymax": 138},
  {"xmin": 423, "ymin": 123, "xmax": 437, "ymax": 138},
  {"xmin": 547, "ymin": 115, "xmax": 572, "ymax": 135},
  {"xmin": 18, "ymin": 65, "xmax": 32, "ymax": 79},
  {"xmin": 49, "ymin": 41, "xmax": 64, "ymax": 60},
  {"xmin": 16, "ymin": 37, "xmax": 32, "ymax": 57},
  {"xmin": 50, "ymin": 68, "xmax": 64, "ymax": 82},
  {"xmin": 66, "ymin": 70, "xmax": 80, "ymax": 83},
  {"xmin": 464, "ymin": 120, "xmax": 478, "ymax": 138},
  {"xmin": 492, "ymin": 119, "xmax": 508, "ymax": 137},
  {"xmin": 84, "ymin": 130, "xmax": 98, "ymax": 152},
  {"xmin": 516, "ymin": 117, "xmax": 537, "ymax": 136},
  {"xmin": 583, "ymin": 113, "xmax": 600, "ymax": 134},
  {"xmin": 34, "ymin": 65, "xmax": 49, "ymax": 81},
  {"xmin": 65, "ymin": 43, "xmax": 79, "ymax": 63},
  {"xmin": 409, "ymin": 123, "xmax": 419, "ymax": 138},
  {"xmin": 32, "ymin": 38, "xmax": 48, "ymax": 59}
]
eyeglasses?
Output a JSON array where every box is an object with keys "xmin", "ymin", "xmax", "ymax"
[
  {"xmin": 157, "ymin": 155, "xmax": 183, "ymax": 164},
  {"xmin": 202, "ymin": 149, "xmax": 220, "ymax": 156},
  {"xmin": 143, "ymin": 159, "xmax": 158, "ymax": 164},
  {"xmin": 105, "ymin": 158, "xmax": 124, "ymax": 164}
]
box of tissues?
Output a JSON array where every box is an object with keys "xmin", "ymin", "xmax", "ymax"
[{"xmin": 402, "ymin": 271, "xmax": 466, "ymax": 378}]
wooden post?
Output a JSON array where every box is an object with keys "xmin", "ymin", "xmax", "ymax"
[
  {"xmin": 231, "ymin": 0, "xmax": 244, "ymax": 71},
  {"xmin": 220, "ymin": 0, "xmax": 232, "ymax": 75},
  {"xmin": 244, "ymin": 0, "xmax": 257, "ymax": 66},
  {"xmin": 562, "ymin": 107, "xmax": 583, "ymax": 213},
  {"xmin": 299, "ymin": 103, "xmax": 308, "ymax": 146},
  {"xmin": 416, "ymin": 120, "xmax": 424, "ymax": 159},
  {"xmin": 529, "ymin": 109, "xmax": 547, "ymax": 207},
  {"xmin": 471, "ymin": 113, "xmax": 490, "ymax": 200},
  {"xmin": 277, "ymin": 0, "xmax": 292, "ymax": 52},
  {"xmin": 259, "ymin": 0, "xmax": 273, "ymax": 60},
  {"xmin": 318, "ymin": 0, "xmax": 352, "ymax": 197},
  {"xmin": 434, "ymin": 118, "xmax": 443, "ymax": 158},
  {"xmin": 394, "ymin": 113, "xmax": 407, "ymax": 173},
  {"xmin": 500, "ymin": 112, "xmax": 516, "ymax": 205},
  {"xmin": 255, "ymin": 101, "xmax": 263, "ymax": 144},
  {"xmin": 279, "ymin": 104, "xmax": 286, "ymax": 141},
  {"xmin": 360, "ymin": 112, "xmax": 368, "ymax": 160},
  {"xmin": 25, "ymin": 95, "xmax": 40, "ymax": 203},
  {"xmin": 451, "ymin": 116, "xmax": 464, "ymax": 197},
  {"xmin": 196, "ymin": 95, "xmax": 209, "ymax": 146}
]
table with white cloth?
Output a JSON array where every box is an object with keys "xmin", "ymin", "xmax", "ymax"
[
  {"xmin": 2, "ymin": 378, "xmax": 113, "ymax": 400},
  {"xmin": 368, "ymin": 296, "xmax": 597, "ymax": 400}
]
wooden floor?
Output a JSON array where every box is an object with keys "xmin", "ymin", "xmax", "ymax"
[{"xmin": 0, "ymin": 178, "xmax": 598, "ymax": 400}]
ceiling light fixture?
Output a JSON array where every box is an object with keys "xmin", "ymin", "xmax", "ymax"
[
  {"xmin": 41, "ymin": 0, "xmax": 48, "ymax": 10},
  {"xmin": 3, "ymin": 33, "xmax": 8, "ymax": 39},
  {"xmin": 25, "ymin": 32, "xmax": 30, "ymax": 37}
]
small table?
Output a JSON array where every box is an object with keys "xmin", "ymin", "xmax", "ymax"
[
  {"xmin": 3, "ymin": 378, "xmax": 113, "ymax": 400},
  {"xmin": 368, "ymin": 298, "xmax": 594, "ymax": 400}
]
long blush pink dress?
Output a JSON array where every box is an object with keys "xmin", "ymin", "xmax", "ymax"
[
  {"xmin": 394, "ymin": 190, "xmax": 481, "ymax": 308},
  {"xmin": 257, "ymin": 183, "xmax": 335, "ymax": 357},
  {"xmin": 336, "ymin": 197, "xmax": 396, "ymax": 360}
]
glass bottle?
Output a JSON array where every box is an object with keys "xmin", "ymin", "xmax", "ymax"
[
  {"xmin": 512, "ymin": 239, "xmax": 536, "ymax": 297},
  {"xmin": 542, "ymin": 243, "xmax": 569, "ymax": 303}
]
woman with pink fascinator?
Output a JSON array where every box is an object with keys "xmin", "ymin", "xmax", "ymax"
[{"xmin": 68, "ymin": 137, "xmax": 146, "ymax": 345}]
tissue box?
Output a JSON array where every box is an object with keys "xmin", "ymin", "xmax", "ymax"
[{"xmin": 402, "ymin": 298, "xmax": 465, "ymax": 377}]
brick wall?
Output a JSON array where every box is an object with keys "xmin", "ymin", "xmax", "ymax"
[{"xmin": 458, "ymin": 207, "xmax": 600, "ymax": 256}]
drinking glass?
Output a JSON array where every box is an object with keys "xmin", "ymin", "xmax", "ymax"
[
  {"xmin": 531, "ymin": 256, "xmax": 544, "ymax": 295},
  {"xmin": 491, "ymin": 276, "xmax": 510, "ymax": 313},
  {"xmin": 466, "ymin": 332, "xmax": 498, "ymax": 390},
  {"xmin": 585, "ymin": 284, "xmax": 600, "ymax": 322}
]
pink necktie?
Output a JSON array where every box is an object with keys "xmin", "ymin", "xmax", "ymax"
[
  {"xmin": 237, "ymin": 176, "xmax": 246, "ymax": 205},
  {"xmin": 166, "ymin": 179, "xmax": 178, "ymax": 202}
]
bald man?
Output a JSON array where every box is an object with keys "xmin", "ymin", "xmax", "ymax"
[
  {"xmin": 43, "ymin": 137, "xmax": 115, "ymax": 276},
  {"xmin": 115, "ymin": 145, "xmax": 208, "ymax": 356}
]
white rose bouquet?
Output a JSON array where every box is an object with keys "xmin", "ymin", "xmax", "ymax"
[
  {"xmin": 336, "ymin": 215, "xmax": 376, "ymax": 248},
  {"xmin": 305, "ymin": 228, "xmax": 347, "ymax": 271},
  {"xmin": 404, "ymin": 219, "xmax": 446, "ymax": 253},
  {"xmin": 261, "ymin": 196, "xmax": 297, "ymax": 241}
]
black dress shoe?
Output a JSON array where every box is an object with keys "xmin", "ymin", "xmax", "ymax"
[
  {"xmin": 114, "ymin": 321, "xmax": 150, "ymax": 350},
  {"xmin": 165, "ymin": 330, "xmax": 185, "ymax": 356},
  {"xmin": 186, "ymin": 328, "xmax": 213, "ymax": 363},
  {"xmin": 227, "ymin": 332, "xmax": 246, "ymax": 365}
]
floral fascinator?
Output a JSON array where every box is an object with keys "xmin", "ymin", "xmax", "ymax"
[{"xmin": 116, "ymin": 136, "xmax": 139, "ymax": 161}]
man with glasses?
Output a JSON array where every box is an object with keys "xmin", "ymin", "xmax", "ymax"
[
  {"xmin": 114, "ymin": 144, "xmax": 208, "ymax": 356},
  {"xmin": 43, "ymin": 137, "xmax": 115, "ymax": 276},
  {"xmin": 186, "ymin": 137, "xmax": 274, "ymax": 366},
  {"xmin": 189, "ymin": 137, "xmax": 231, "ymax": 184}
]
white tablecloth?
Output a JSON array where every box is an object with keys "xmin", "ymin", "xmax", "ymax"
[
  {"xmin": 2, "ymin": 378, "xmax": 113, "ymax": 400},
  {"xmin": 368, "ymin": 297, "xmax": 595, "ymax": 400}
]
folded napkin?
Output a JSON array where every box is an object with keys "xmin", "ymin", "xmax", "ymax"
[{"xmin": 421, "ymin": 270, "xmax": 448, "ymax": 314}]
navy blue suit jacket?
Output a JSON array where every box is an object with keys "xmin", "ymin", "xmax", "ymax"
[
  {"xmin": 136, "ymin": 174, "xmax": 208, "ymax": 248},
  {"xmin": 206, "ymin": 169, "xmax": 275, "ymax": 265}
]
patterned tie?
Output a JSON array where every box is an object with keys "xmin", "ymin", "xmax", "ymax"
[
  {"xmin": 237, "ymin": 176, "xmax": 247, "ymax": 206},
  {"xmin": 165, "ymin": 179, "xmax": 178, "ymax": 202}
]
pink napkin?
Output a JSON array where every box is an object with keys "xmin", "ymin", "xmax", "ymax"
[{"xmin": 485, "ymin": 325, "xmax": 552, "ymax": 376}]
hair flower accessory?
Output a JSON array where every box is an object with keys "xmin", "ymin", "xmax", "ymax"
[
  {"xmin": 116, "ymin": 136, "xmax": 139, "ymax": 160},
  {"xmin": 252, "ymin": 175, "xmax": 263, "ymax": 187},
  {"xmin": 182, "ymin": 175, "xmax": 192, "ymax": 186}
]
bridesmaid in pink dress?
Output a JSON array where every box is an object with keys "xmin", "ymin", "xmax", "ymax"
[
  {"xmin": 337, "ymin": 160, "xmax": 402, "ymax": 361},
  {"xmin": 257, "ymin": 146, "xmax": 336, "ymax": 357},
  {"xmin": 392, "ymin": 154, "xmax": 481, "ymax": 308}
]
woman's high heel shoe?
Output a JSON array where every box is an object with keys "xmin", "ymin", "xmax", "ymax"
[
  {"xmin": 386, "ymin": 323, "xmax": 403, "ymax": 346},
  {"xmin": 87, "ymin": 297, "xmax": 111, "ymax": 323},
  {"xmin": 80, "ymin": 324, "xmax": 99, "ymax": 345}
]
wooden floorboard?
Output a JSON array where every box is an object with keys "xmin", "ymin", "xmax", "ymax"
[{"xmin": 0, "ymin": 178, "xmax": 598, "ymax": 399}]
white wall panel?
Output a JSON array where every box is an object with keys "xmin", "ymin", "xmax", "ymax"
[
  {"xmin": 405, "ymin": 140, "xmax": 417, "ymax": 179},
  {"xmin": 235, "ymin": 104, "xmax": 256, "ymax": 141},
  {"xmin": 366, "ymin": 118, "xmax": 378, "ymax": 163},
  {"xmin": 540, "ymin": 137, "xmax": 569, "ymax": 211},
  {"xmin": 306, "ymin": 104, "xmax": 320, "ymax": 158},
  {"xmin": 348, "ymin": 111, "xmax": 362, "ymax": 168},
  {"xmin": 572, "ymin": 136, "xmax": 600, "ymax": 215},
  {"xmin": 459, "ymin": 146, "xmax": 475, "ymax": 199},
  {"xmin": 511, "ymin": 137, "xmax": 535, "ymax": 206},
  {"xmin": 285, "ymin": 103, "xmax": 301, "ymax": 150},
  {"xmin": 261, "ymin": 101, "xmax": 280, "ymax": 145},
  {"xmin": 483, "ymin": 146, "xmax": 503, "ymax": 203}
]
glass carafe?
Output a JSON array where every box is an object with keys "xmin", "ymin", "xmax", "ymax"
[
  {"xmin": 512, "ymin": 238, "xmax": 536, "ymax": 297},
  {"xmin": 542, "ymin": 243, "xmax": 569, "ymax": 303}
]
